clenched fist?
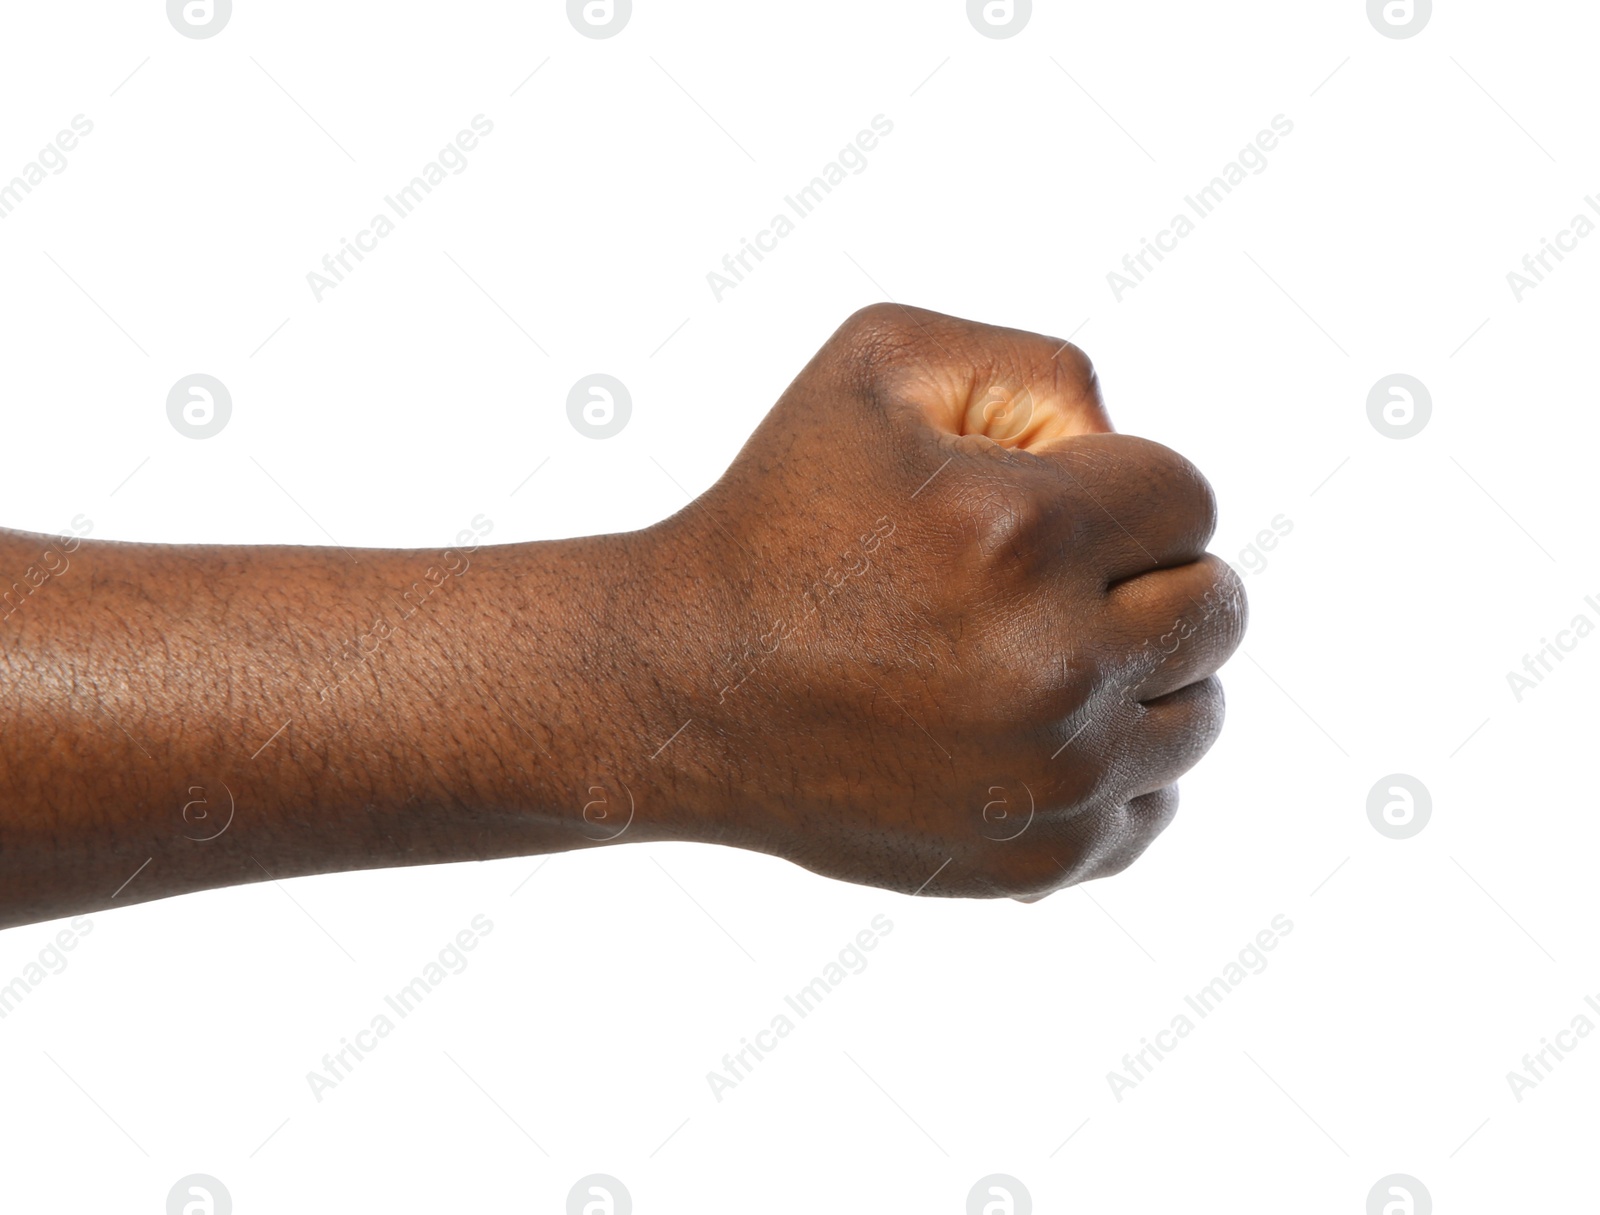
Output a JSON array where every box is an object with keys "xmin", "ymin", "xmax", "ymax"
[
  {"xmin": 0, "ymin": 304, "xmax": 1244, "ymax": 927},
  {"xmin": 645, "ymin": 304, "xmax": 1246, "ymax": 899}
]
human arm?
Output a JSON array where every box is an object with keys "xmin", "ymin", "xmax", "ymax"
[{"xmin": 0, "ymin": 305, "xmax": 1245, "ymax": 929}]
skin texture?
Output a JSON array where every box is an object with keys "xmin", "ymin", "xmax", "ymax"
[{"xmin": 0, "ymin": 305, "xmax": 1245, "ymax": 929}]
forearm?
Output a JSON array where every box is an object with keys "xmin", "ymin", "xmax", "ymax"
[{"xmin": 0, "ymin": 522, "xmax": 695, "ymax": 928}]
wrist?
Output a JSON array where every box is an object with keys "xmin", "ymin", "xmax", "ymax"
[{"xmin": 478, "ymin": 522, "xmax": 728, "ymax": 852}]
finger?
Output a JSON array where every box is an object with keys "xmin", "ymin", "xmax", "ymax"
[
  {"xmin": 955, "ymin": 337, "xmax": 1113, "ymax": 447},
  {"xmin": 845, "ymin": 303, "xmax": 1115, "ymax": 444},
  {"xmin": 1033, "ymin": 433, "xmax": 1218, "ymax": 584},
  {"xmin": 1033, "ymin": 785, "xmax": 1181, "ymax": 891},
  {"xmin": 1123, "ymin": 675, "xmax": 1227, "ymax": 798},
  {"xmin": 1083, "ymin": 786, "xmax": 1183, "ymax": 883},
  {"xmin": 1106, "ymin": 555, "xmax": 1247, "ymax": 702}
]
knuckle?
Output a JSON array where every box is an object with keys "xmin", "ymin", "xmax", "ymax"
[
  {"xmin": 1154, "ymin": 451, "xmax": 1219, "ymax": 549},
  {"xmin": 1070, "ymin": 434, "xmax": 1218, "ymax": 552},
  {"xmin": 1201, "ymin": 557, "xmax": 1249, "ymax": 649},
  {"xmin": 1084, "ymin": 789, "xmax": 1180, "ymax": 881},
  {"xmin": 835, "ymin": 303, "xmax": 920, "ymax": 376},
  {"xmin": 1190, "ymin": 465, "xmax": 1220, "ymax": 548},
  {"xmin": 1093, "ymin": 824, "xmax": 1164, "ymax": 880},
  {"xmin": 1043, "ymin": 339, "xmax": 1099, "ymax": 399},
  {"xmin": 1128, "ymin": 785, "xmax": 1181, "ymax": 837},
  {"xmin": 1130, "ymin": 441, "xmax": 1218, "ymax": 546},
  {"xmin": 1172, "ymin": 676, "xmax": 1227, "ymax": 751},
  {"xmin": 962, "ymin": 483, "xmax": 1058, "ymax": 563},
  {"xmin": 1033, "ymin": 658, "xmax": 1101, "ymax": 722}
]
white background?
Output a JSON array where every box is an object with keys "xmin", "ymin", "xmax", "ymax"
[{"xmin": 0, "ymin": 1, "xmax": 1593, "ymax": 1211}]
